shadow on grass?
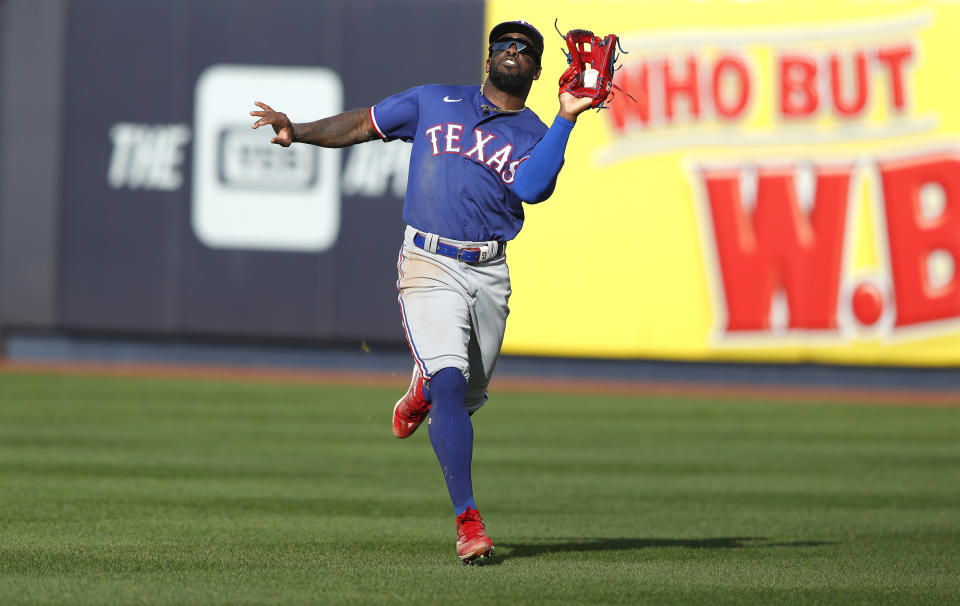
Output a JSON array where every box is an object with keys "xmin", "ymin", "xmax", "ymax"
[{"xmin": 471, "ymin": 537, "xmax": 833, "ymax": 565}]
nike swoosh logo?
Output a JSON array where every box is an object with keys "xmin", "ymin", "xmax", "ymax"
[{"xmin": 443, "ymin": 96, "xmax": 463, "ymax": 102}]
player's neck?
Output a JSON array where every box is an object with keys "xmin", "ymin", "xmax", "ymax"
[{"xmin": 482, "ymin": 81, "xmax": 528, "ymax": 111}]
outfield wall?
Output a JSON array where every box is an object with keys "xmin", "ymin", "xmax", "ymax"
[
  {"xmin": 493, "ymin": 1, "xmax": 960, "ymax": 367},
  {"xmin": 2, "ymin": 0, "xmax": 960, "ymax": 368},
  {"xmin": 0, "ymin": 0, "xmax": 65, "ymax": 329}
]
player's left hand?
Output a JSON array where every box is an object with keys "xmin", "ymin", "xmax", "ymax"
[{"xmin": 558, "ymin": 92, "xmax": 595, "ymax": 122}]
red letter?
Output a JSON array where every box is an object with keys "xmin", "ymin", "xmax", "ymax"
[
  {"xmin": 779, "ymin": 55, "xmax": 819, "ymax": 117},
  {"xmin": 609, "ymin": 62, "xmax": 651, "ymax": 131},
  {"xmin": 702, "ymin": 165, "xmax": 851, "ymax": 331},
  {"xmin": 712, "ymin": 55, "xmax": 751, "ymax": 119},
  {"xmin": 876, "ymin": 44, "xmax": 913, "ymax": 112},
  {"xmin": 830, "ymin": 51, "xmax": 868, "ymax": 117},
  {"xmin": 879, "ymin": 151, "xmax": 960, "ymax": 326},
  {"xmin": 663, "ymin": 56, "xmax": 700, "ymax": 121}
]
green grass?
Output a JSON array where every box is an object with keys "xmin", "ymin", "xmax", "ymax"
[{"xmin": 0, "ymin": 371, "xmax": 958, "ymax": 605}]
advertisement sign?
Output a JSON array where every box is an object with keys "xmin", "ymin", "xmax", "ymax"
[
  {"xmin": 492, "ymin": 0, "xmax": 960, "ymax": 365},
  {"xmin": 192, "ymin": 65, "xmax": 342, "ymax": 252},
  {"xmin": 57, "ymin": 0, "xmax": 483, "ymax": 342}
]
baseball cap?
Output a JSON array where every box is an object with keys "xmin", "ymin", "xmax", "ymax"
[{"xmin": 488, "ymin": 20, "xmax": 544, "ymax": 59}]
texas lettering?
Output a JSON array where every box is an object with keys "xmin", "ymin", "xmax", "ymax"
[{"xmin": 423, "ymin": 124, "xmax": 526, "ymax": 184}]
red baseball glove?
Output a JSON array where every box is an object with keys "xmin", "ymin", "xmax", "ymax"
[{"xmin": 557, "ymin": 24, "xmax": 630, "ymax": 110}]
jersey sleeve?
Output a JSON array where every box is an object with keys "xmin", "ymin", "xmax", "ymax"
[
  {"xmin": 369, "ymin": 86, "xmax": 422, "ymax": 142},
  {"xmin": 512, "ymin": 115, "xmax": 574, "ymax": 203}
]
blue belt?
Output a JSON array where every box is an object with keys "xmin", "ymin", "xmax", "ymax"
[{"xmin": 413, "ymin": 232, "xmax": 504, "ymax": 263}]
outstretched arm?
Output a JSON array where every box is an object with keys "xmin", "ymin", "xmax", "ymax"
[
  {"xmin": 250, "ymin": 101, "xmax": 379, "ymax": 148},
  {"xmin": 513, "ymin": 92, "xmax": 595, "ymax": 202}
]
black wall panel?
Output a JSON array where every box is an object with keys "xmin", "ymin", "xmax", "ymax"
[{"xmin": 56, "ymin": 0, "xmax": 484, "ymax": 344}]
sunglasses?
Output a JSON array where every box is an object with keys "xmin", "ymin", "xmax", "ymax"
[{"xmin": 489, "ymin": 37, "xmax": 539, "ymax": 58}]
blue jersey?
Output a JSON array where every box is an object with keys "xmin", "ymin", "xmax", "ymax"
[{"xmin": 370, "ymin": 84, "xmax": 551, "ymax": 242}]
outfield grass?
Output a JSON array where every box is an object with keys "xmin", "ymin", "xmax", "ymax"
[{"xmin": 0, "ymin": 371, "xmax": 957, "ymax": 605}]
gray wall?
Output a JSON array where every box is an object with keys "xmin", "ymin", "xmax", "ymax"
[{"xmin": 0, "ymin": 0, "xmax": 67, "ymax": 328}]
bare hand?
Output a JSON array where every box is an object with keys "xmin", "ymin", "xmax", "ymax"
[
  {"xmin": 558, "ymin": 92, "xmax": 595, "ymax": 123},
  {"xmin": 250, "ymin": 101, "xmax": 295, "ymax": 147}
]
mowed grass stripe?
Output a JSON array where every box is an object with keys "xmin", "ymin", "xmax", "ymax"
[{"xmin": 0, "ymin": 372, "xmax": 957, "ymax": 605}]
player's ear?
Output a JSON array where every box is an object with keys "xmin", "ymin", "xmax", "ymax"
[
  {"xmin": 485, "ymin": 56, "xmax": 491, "ymax": 73},
  {"xmin": 533, "ymin": 66, "xmax": 541, "ymax": 80}
]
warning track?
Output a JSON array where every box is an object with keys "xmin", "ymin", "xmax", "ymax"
[{"xmin": 2, "ymin": 359, "xmax": 957, "ymax": 408}]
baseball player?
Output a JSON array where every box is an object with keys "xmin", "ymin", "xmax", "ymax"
[{"xmin": 251, "ymin": 20, "xmax": 596, "ymax": 563}]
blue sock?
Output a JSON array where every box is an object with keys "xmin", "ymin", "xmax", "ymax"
[{"xmin": 426, "ymin": 367, "xmax": 477, "ymax": 515}]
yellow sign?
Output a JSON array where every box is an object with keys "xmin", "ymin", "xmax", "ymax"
[{"xmin": 489, "ymin": 0, "xmax": 960, "ymax": 366}]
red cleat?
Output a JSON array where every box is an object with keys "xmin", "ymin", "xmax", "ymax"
[
  {"xmin": 456, "ymin": 507, "xmax": 494, "ymax": 563},
  {"xmin": 392, "ymin": 366, "xmax": 430, "ymax": 438}
]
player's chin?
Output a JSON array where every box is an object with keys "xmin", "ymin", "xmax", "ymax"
[{"xmin": 489, "ymin": 67, "xmax": 533, "ymax": 93}]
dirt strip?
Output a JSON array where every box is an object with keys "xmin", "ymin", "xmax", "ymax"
[{"xmin": 1, "ymin": 359, "xmax": 958, "ymax": 407}]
